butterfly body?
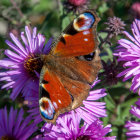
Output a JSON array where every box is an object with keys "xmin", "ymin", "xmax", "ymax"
[{"xmin": 39, "ymin": 10, "xmax": 101, "ymax": 123}]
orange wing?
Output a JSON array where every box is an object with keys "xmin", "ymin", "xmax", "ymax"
[
  {"xmin": 39, "ymin": 67, "xmax": 72, "ymax": 123},
  {"xmin": 53, "ymin": 29, "xmax": 95, "ymax": 57},
  {"xmin": 52, "ymin": 10, "xmax": 100, "ymax": 57}
]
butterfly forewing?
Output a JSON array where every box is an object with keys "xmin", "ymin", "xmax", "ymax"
[{"xmin": 52, "ymin": 10, "xmax": 100, "ymax": 57}]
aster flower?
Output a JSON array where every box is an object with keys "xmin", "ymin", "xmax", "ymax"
[
  {"xmin": 0, "ymin": 26, "xmax": 52, "ymax": 100},
  {"xmin": 99, "ymin": 58, "xmax": 123, "ymax": 85},
  {"xmin": 63, "ymin": 0, "xmax": 90, "ymax": 14},
  {"xmin": 0, "ymin": 107, "xmax": 37, "ymax": 140},
  {"xmin": 114, "ymin": 19, "xmax": 140, "ymax": 95},
  {"xmin": 35, "ymin": 111, "xmax": 116, "ymax": 140},
  {"xmin": 125, "ymin": 98, "xmax": 140, "ymax": 139},
  {"xmin": 105, "ymin": 16, "xmax": 125, "ymax": 37},
  {"xmin": 27, "ymin": 79, "xmax": 107, "ymax": 125}
]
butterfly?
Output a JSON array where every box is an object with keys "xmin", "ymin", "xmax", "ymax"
[{"xmin": 39, "ymin": 9, "xmax": 102, "ymax": 123}]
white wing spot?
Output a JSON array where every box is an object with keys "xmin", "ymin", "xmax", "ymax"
[
  {"xmin": 58, "ymin": 100, "xmax": 62, "ymax": 104},
  {"xmin": 84, "ymin": 38, "xmax": 88, "ymax": 41},
  {"xmin": 83, "ymin": 31, "xmax": 90, "ymax": 35}
]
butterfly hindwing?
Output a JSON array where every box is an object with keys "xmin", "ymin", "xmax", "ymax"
[
  {"xmin": 56, "ymin": 48, "xmax": 101, "ymax": 109},
  {"xmin": 39, "ymin": 67, "xmax": 72, "ymax": 123}
]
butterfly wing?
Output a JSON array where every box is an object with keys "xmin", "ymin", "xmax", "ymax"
[
  {"xmin": 39, "ymin": 67, "xmax": 72, "ymax": 123},
  {"xmin": 52, "ymin": 10, "xmax": 100, "ymax": 57},
  {"xmin": 39, "ymin": 10, "xmax": 101, "ymax": 123},
  {"xmin": 58, "ymin": 48, "xmax": 101, "ymax": 110}
]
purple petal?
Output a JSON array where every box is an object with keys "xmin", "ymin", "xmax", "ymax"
[
  {"xmin": 5, "ymin": 50, "xmax": 23, "ymax": 62},
  {"xmin": 25, "ymin": 26, "xmax": 33, "ymax": 53},
  {"xmin": 10, "ymin": 33, "xmax": 27, "ymax": 56},
  {"xmin": 5, "ymin": 40, "xmax": 26, "ymax": 58},
  {"xmin": 13, "ymin": 108, "xmax": 24, "ymax": 135},
  {"xmin": 10, "ymin": 76, "xmax": 29, "ymax": 100},
  {"xmin": 43, "ymin": 38, "xmax": 53, "ymax": 54},
  {"xmin": 0, "ymin": 59, "xmax": 19, "ymax": 68}
]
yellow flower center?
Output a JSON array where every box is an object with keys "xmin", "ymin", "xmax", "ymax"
[{"xmin": 24, "ymin": 54, "xmax": 43, "ymax": 77}]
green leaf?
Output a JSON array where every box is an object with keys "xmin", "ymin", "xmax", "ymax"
[
  {"xmin": 98, "ymin": 3, "xmax": 109, "ymax": 14},
  {"xmin": 62, "ymin": 16, "xmax": 70, "ymax": 30},
  {"xmin": 105, "ymin": 93, "xmax": 116, "ymax": 111},
  {"xmin": 32, "ymin": 0, "xmax": 56, "ymax": 13},
  {"xmin": 121, "ymin": 96, "xmax": 138, "ymax": 107}
]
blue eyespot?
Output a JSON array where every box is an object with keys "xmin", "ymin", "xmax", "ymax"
[
  {"xmin": 74, "ymin": 12, "xmax": 95, "ymax": 31},
  {"xmin": 41, "ymin": 110, "xmax": 55, "ymax": 120},
  {"xmin": 83, "ymin": 12, "xmax": 95, "ymax": 24},
  {"xmin": 39, "ymin": 97, "xmax": 56, "ymax": 120}
]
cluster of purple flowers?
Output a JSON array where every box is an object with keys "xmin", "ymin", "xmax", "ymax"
[
  {"xmin": 125, "ymin": 99, "xmax": 140, "ymax": 139},
  {"xmin": 0, "ymin": 26, "xmax": 115, "ymax": 139},
  {"xmin": 0, "ymin": 2, "xmax": 139, "ymax": 138},
  {"xmin": 0, "ymin": 107, "xmax": 37, "ymax": 140},
  {"xmin": 114, "ymin": 19, "xmax": 140, "ymax": 95},
  {"xmin": 114, "ymin": 19, "xmax": 140, "ymax": 138},
  {"xmin": 35, "ymin": 111, "xmax": 116, "ymax": 140}
]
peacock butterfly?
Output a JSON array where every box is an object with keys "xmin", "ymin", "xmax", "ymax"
[{"xmin": 39, "ymin": 9, "xmax": 102, "ymax": 123}]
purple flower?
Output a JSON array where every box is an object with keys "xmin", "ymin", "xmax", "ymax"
[
  {"xmin": 35, "ymin": 111, "xmax": 116, "ymax": 140},
  {"xmin": 0, "ymin": 107, "xmax": 37, "ymax": 140},
  {"xmin": 0, "ymin": 26, "xmax": 52, "ymax": 100},
  {"xmin": 27, "ymin": 79, "xmax": 107, "ymax": 125},
  {"xmin": 125, "ymin": 98, "xmax": 140, "ymax": 139},
  {"xmin": 104, "ymin": 16, "xmax": 125, "ymax": 38},
  {"xmin": 131, "ymin": 2, "xmax": 140, "ymax": 19},
  {"xmin": 99, "ymin": 58, "xmax": 124, "ymax": 86},
  {"xmin": 114, "ymin": 19, "xmax": 140, "ymax": 95},
  {"xmin": 63, "ymin": 0, "xmax": 90, "ymax": 14}
]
